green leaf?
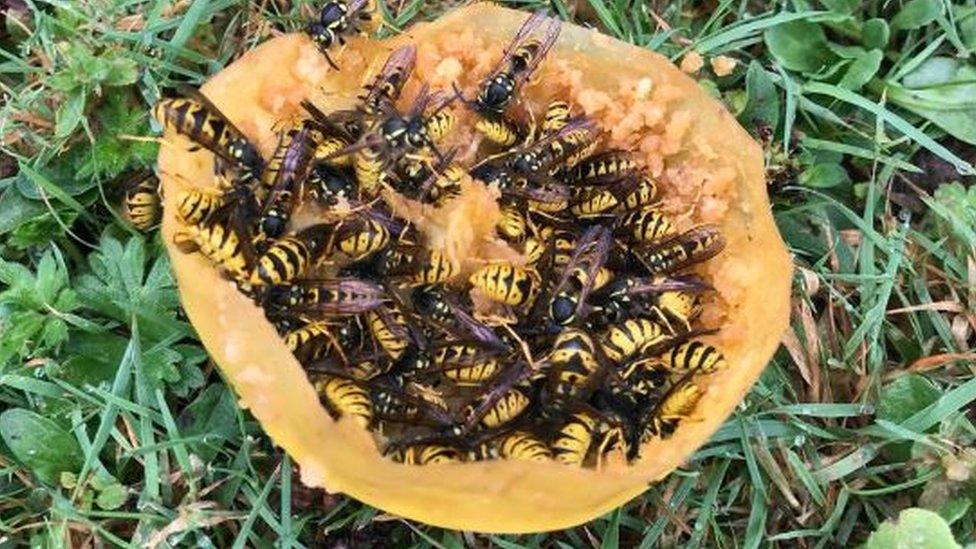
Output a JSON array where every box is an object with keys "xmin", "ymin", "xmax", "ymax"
[
  {"xmin": 819, "ymin": 0, "xmax": 857, "ymax": 14},
  {"xmin": 839, "ymin": 49, "xmax": 882, "ymax": 90},
  {"xmin": 886, "ymin": 60, "xmax": 976, "ymax": 145},
  {"xmin": 55, "ymin": 91, "xmax": 86, "ymax": 138},
  {"xmin": 738, "ymin": 61, "xmax": 780, "ymax": 135},
  {"xmin": 936, "ymin": 498, "xmax": 972, "ymax": 525},
  {"xmin": 958, "ymin": 6, "xmax": 976, "ymax": 49},
  {"xmin": 95, "ymin": 483, "xmax": 128, "ymax": 510},
  {"xmin": 0, "ymin": 188, "xmax": 47, "ymax": 236},
  {"xmin": 902, "ymin": 57, "xmax": 963, "ymax": 88},
  {"xmin": 862, "ymin": 19, "xmax": 890, "ymax": 49},
  {"xmin": 57, "ymin": 332, "xmax": 129, "ymax": 387},
  {"xmin": 877, "ymin": 374, "xmax": 941, "ymax": 424},
  {"xmin": 102, "ymin": 55, "xmax": 139, "ymax": 87},
  {"xmin": 0, "ymin": 409, "xmax": 83, "ymax": 484},
  {"xmin": 891, "ymin": 0, "xmax": 943, "ymax": 31},
  {"xmin": 798, "ymin": 163, "xmax": 850, "ymax": 188},
  {"xmin": 863, "ymin": 508, "xmax": 960, "ymax": 549},
  {"xmin": 176, "ymin": 384, "xmax": 239, "ymax": 461},
  {"xmin": 764, "ymin": 20, "xmax": 836, "ymax": 73}
]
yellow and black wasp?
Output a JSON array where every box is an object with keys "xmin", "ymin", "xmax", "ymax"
[
  {"xmin": 504, "ymin": 117, "xmax": 599, "ymax": 176},
  {"xmin": 550, "ymin": 412, "xmax": 597, "ymax": 466},
  {"xmin": 568, "ymin": 174, "xmax": 660, "ymax": 219},
  {"xmin": 306, "ymin": 0, "xmax": 372, "ymax": 69},
  {"xmin": 358, "ymin": 44, "xmax": 417, "ymax": 120},
  {"xmin": 613, "ymin": 206, "xmax": 676, "ymax": 245},
  {"xmin": 173, "ymin": 220, "xmax": 251, "ymax": 280},
  {"xmin": 545, "ymin": 226, "xmax": 612, "ymax": 327},
  {"xmin": 556, "ymin": 150, "xmax": 640, "ymax": 186},
  {"xmin": 258, "ymin": 123, "xmax": 320, "ymax": 239},
  {"xmin": 493, "ymin": 431, "xmax": 551, "ymax": 462},
  {"xmin": 469, "ymin": 262, "xmax": 540, "ymax": 308},
  {"xmin": 410, "ymin": 284, "xmax": 510, "ymax": 351},
  {"xmin": 661, "ymin": 340, "xmax": 727, "ymax": 374},
  {"xmin": 417, "ymin": 341, "xmax": 507, "ymax": 387},
  {"xmin": 332, "ymin": 214, "xmax": 391, "ymax": 261},
  {"xmin": 636, "ymin": 225, "xmax": 726, "ymax": 275},
  {"xmin": 643, "ymin": 376, "xmax": 702, "ymax": 439},
  {"xmin": 459, "ymin": 11, "xmax": 561, "ymax": 145},
  {"xmin": 590, "ymin": 274, "xmax": 711, "ymax": 326},
  {"xmin": 153, "ymin": 86, "xmax": 264, "ymax": 177},
  {"xmin": 122, "ymin": 170, "xmax": 161, "ymax": 231},
  {"xmin": 314, "ymin": 375, "xmax": 374, "ymax": 428},
  {"xmin": 262, "ymin": 277, "xmax": 386, "ymax": 317},
  {"xmin": 249, "ymin": 223, "xmax": 332, "ymax": 287},
  {"xmin": 172, "ymin": 174, "xmax": 263, "ymax": 283},
  {"xmin": 394, "ymin": 444, "xmax": 463, "ymax": 465},
  {"xmin": 541, "ymin": 328, "xmax": 609, "ymax": 409}
]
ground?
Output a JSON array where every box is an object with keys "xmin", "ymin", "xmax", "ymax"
[{"xmin": 1, "ymin": 0, "xmax": 975, "ymax": 547}]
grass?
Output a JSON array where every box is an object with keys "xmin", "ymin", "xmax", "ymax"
[{"xmin": 1, "ymin": 0, "xmax": 976, "ymax": 546}]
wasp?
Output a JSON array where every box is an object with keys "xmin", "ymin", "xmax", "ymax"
[
  {"xmin": 153, "ymin": 87, "xmax": 264, "ymax": 177},
  {"xmin": 542, "ymin": 328, "xmax": 608, "ymax": 408},
  {"xmin": 306, "ymin": 0, "xmax": 372, "ymax": 70},
  {"xmin": 467, "ymin": 386, "xmax": 532, "ymax": 429},
  {"xmin": 644, "ymin": 377, "xmax": 701, "ymax": 439},
  {"xmin": 122, "ymin": 170, "xmax": 160, "ymax": 231},
  {"xmin": 285, "ymin": 320, "xmax": 351, "ymax": 362},
  {"xmin": 540, "ymin": 100, "xmax": 571, "ymax": 136},
  {"xmin": 333, "ymin": 215, "xmax": 391, "ymax": 260},
  {"xmin": 637, "ymin": 225, "xmax": 726, "ymax": 275},
  {"xmin": 613, "ymin": 206, "xmax": 676, "ymax": 245},
  {"xmin": 397, "ymin": 248, "xmax": 460, "ymax": 286},
  {"xmin": 175, "ymin": 187, "xmax": 223, "ymax": 225},
  {"xmin": 550, "ymin": 412, "xmax": 596, "ymax": 466},
  {"xmin": 417, "ymin": 161, "xmax": 465, "ymax": 205},
  {"xmin": 469, "ymin": 262, "xmax": 540, "ymax": 308},
  {"xmin": 461, "ymin": 12, "xmax": 561, "ymax": 144},
  {"xmin": 328, "ymin": 87, "xmax": 453, "ymax": 197},
  {"xmin": 263, "ymin": 277, "xmax": 386, "ymax": 316},
  {"xmin": 301, "ymin": 100, "xmax": 362, "ymax": 166},
  {"xmin": 314, "ymin": 375, "xmax": 373, "ymax": 428},
  {"xmin": 556, "ymin": 150, "xmax": 639, "ymax": 186},
  {"xmin": 496, "ymin": 203, "xmax": 528, "ymax": 242},
  {"xmin": 369, "ymin": 374, "xmax": 455, "ymax": 427},
  {"xmin": 546, "ymin": 226, "xmax": 612, "ymax": 326},
  {"xmin": 365, "ymin": 303, "xmax": 414, "ymax": 362},
  {"xmin": 249, "ymin": 223, "xmax": 331, "ymax": 287},
  {"xmin": 661, "ymin": 340, "xmax": 726, "ymax": 374},
  {"xmin": 425, "ymin": 342, "xmax": 506, "ymax": 386},
  {"xmin": 652, "ymin": 289, "xmax": 701, "ymax": 331},
  {"xmin": 505, "ymin": 117, "xmax": 599, "ymax": 176},
  {"xmin": 358, "ymin": 44, "xmax": 417, "ymax": 120},
  {"xmin": 494, "ymin": 431, "xmax": 551, "ymax": 462},
  {"xmin": 306, "ymin": 163, "xmax": 357, "ymax": 207},
  {"xmin": 173, "ymin": 221, "xmax": 250, "ymax": 280},
  {"xmin": 568, "ymin": 174, "xmax": 658, "ymax": 219},
  {"xmin": 258, "ymin": 123, "xmax": 319, "ymax": 239},
  {"xmin": 600, "ymin": 317, "xmax": 669, "ymax": 364},
  {"xmin": 410, "ymin": 285, "xmax": 509, "ymax": 350},
  {"xmin": 394, "ymin": 444, "xmax": 463, "ymax": 465},
  {"xmin": 591, "ymin": 275, "xmax": 711, "ymax": 325}
]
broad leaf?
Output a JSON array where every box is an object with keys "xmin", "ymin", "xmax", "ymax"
[
  {"xmin": 891, "ymin": 0, "xmax": 943, "ymax": 31},
  {"xmin": 764, "ymin": 21, "xmax": 836, "ymax": 73},
  {"xmin": 877, "ymin": 374, "xmax": 940, "ymax": 424},
  {"xmin": 0, "ymin": 409, "xmax": 83, "ymax": 484},
  {"xmin": 738, "ymin": 61, "xmax": 780, "ymax": 135},
  {"xmin": 863, "ymin": 508, "xmax": 960, "ymax": 549},
  {"xmin": 839, "ymin": 49, "xmax": 882, "ymax": 90},
  {"xmin": 886, "ymin": 58, "xmax": 976, "ymax": 145}
]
